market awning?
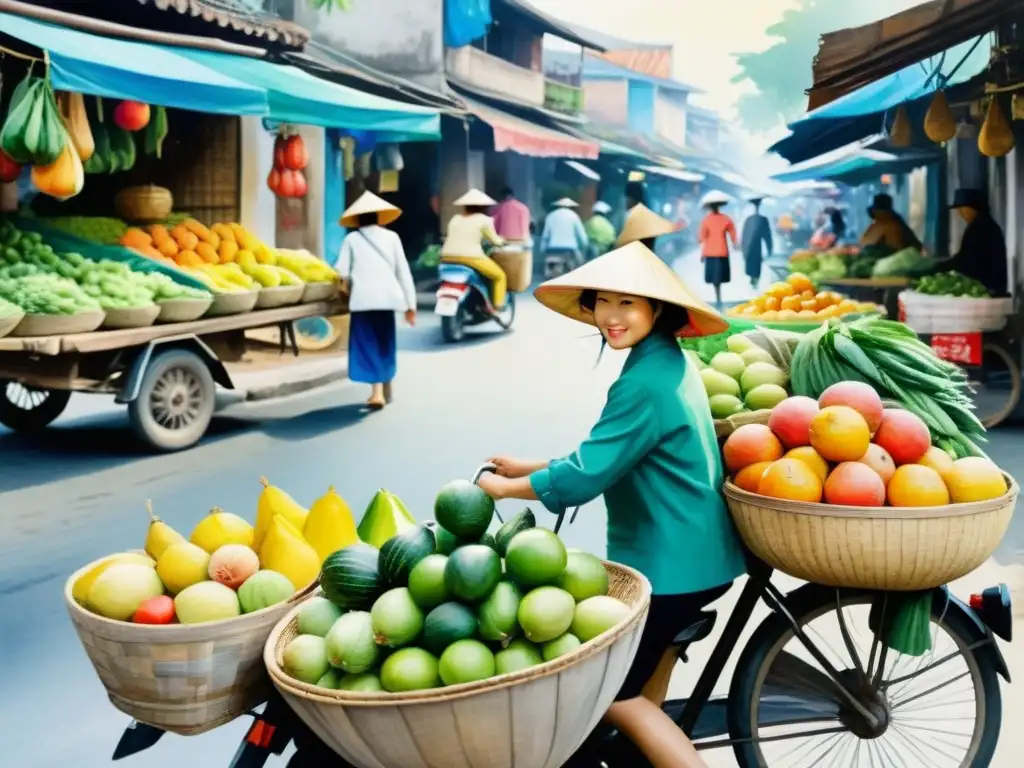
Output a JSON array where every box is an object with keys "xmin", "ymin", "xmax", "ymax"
[
  {"xmin": 770, "ymin": 37, "xmax": 991, "ymax": 164},
  {"xmin": 0, "ymin": 12, "xmax": 268, "ymax": 116},
  {"xmin": 177, "ymin": 49, "xmax": 440, "ymax": 138},
  {"xmin": 807, "ymin": 0, "xmax": 1009, "ymax": 110},
  {"xmin": 640, "ymin": 165, "xmax": 704, "ymax": 183},
  {"xmin": 773, "ymin": 138, "xmax": 939, "ymax": 185},
  {"xmin": 564, "ymin": 160, "xmax": 600, "ymax": 180},
  {"xmin": 464, "ymin": 98, "xmax": 599, "ymax": 159}
]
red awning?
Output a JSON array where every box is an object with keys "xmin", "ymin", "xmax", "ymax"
[{"xmin": 465, "ymin": 99, "xmax": 599, "ymax": 160}]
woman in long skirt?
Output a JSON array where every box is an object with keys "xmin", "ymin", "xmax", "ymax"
[
  {"xmin": 336, "ymin": 191, "xmax": 417, "ymax": 410},
  {"xmin": 697, "ymin": 190, "xmax": 737, "ymax": 308}
]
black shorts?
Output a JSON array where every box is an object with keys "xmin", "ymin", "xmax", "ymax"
[{"xmin": 615, "ymin": 582, "xmax": 733, "ymax": 701}]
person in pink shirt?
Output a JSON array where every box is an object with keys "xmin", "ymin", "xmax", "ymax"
[{"xmin": 491, "ymin": 187, "xmax": 532, "ymax": 242}]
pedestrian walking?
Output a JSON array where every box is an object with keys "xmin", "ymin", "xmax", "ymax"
[
  {"xmin": 440, "ymin": 188, "xmax": 508, "ymax": 309},
  {"xmin": 337, "ymin": 191, "xmax": 416, "ymax": 411},
  {"xmin": 698, "ymin": 190, "xmax": 737, "ymax": 308},
  {"xmin": 741, "ymin": 197, "xmax": 773, "ymax": 291},
  {"xmin": 476, "ymin": 240, "xmax": 742, "ymax": 768}
]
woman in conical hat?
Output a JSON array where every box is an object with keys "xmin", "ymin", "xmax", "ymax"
[
  {"xmin": 441, "ymin": 188, "xmax": 509, "ymax": 309},
  {"xmin": 336, "ymin": 191, "xmax": 415, "ymax": 410},
  {"xmin": 477, "ymin": 241, "xmax": 745, "ymax": 767},
  {"xmin": 698, "ymin": 190, "xmax": 737, "ymax": 308}
]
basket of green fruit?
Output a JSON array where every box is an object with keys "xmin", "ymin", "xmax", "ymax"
[
  {"xmin": 0, "ymin": 298, "xmax": 25, "ymax": 339},
  {"xmin": 265, "ymin": 475, "xmax": 651, "ymax": 768},
  {"xmin": 1, "ymin": 274, "xmax": 106, "ymax": 336}
]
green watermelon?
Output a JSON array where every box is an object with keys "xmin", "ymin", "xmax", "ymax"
[
  {"xmin": 380, "ymin": 524, "xmax": 436, "ymax": 586},
  {"xmin": 321, "ymin": 543, "xmax": 383, "ymax": 610},
  {"xmin": 422, "ymin": 602, "xmax": 478, "ymax": 655},
  {"xmin": 478, "ymin": 532, "xmax": 497, "ymax": 550},
  {"xmin": 444, "ymin": 544, "xmax": 501, "ymax": 603},
  {"xmin": 494, "ymin": 508, "xmax": 536, "ymax": 556},
  {"xmin": 434, "ymin": 480, "xmax": 494, "ymax": 540},
  {"xmin": 477, "ymin": 581, "xmax": 521, "ymax": 643},
  {"xmin": 358, "ymin": 489, "xmax": 417, "ymax": 549},
  {"xmin": 426, "ymin": 521, "xmax": 460, "ymax": 555}
]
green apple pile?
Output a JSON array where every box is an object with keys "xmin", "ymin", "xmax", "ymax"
[{"xmin": 689, "ymin": 334, "xmax": 791, "ymax": 419}]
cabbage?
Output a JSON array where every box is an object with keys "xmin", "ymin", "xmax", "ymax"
[{"xmin": 871, "ymin": 247, "xmax": 934, "ymax": 277}]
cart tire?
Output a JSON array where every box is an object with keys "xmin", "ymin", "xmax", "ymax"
[
  {"xmin": 976, "ymin": 342, "xmax": 1021, "ymax": 429},
  {"xmin": 0, "ymin": 382, "xmax": 70, "ymax": 433},
  {"xmin": 128, "ymin": 348, "xmax": 215, "ymax": 452}
]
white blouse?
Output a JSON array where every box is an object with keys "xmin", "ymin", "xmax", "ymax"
[{"xmin": 336, "ymin": 225, "xmax": 417, "ymax": 313}]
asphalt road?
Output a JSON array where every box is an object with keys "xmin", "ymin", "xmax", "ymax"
[{"xmin": 1, "ymin": 263, "xmax": 1023, "ymax": 767}]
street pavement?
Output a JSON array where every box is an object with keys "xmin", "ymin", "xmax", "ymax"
[{"xmin": 1, "ymin": 279, "xmax": 1023, "ymax": 767}]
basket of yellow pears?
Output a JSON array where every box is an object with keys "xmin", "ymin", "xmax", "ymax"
[{"xmin": 64, "ymin": 478, "xmax": 359, "ymax": 735}]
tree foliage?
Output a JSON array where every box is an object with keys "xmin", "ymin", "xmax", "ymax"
[{"xmin": 732, "ymin": 0, "xmax": 914, "ymax": 132}]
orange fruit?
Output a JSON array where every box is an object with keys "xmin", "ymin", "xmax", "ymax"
[
  {"xmin": 787, "ymin": 273, "xmax": 814, "ymax": 293},
  {"xmin": 733, "ymin": 461, "xmax": 773, "ymax": 493},
  {"xmin": 800, "ymin": 289, "xmax": 816, "ymax": 301},
  {"xmin": 944, "ymin": 457, "xmax": 1008, "ymax": 503},
  {"xmin": 742, "ymin": 305, "xmax": 760, "ymax": 316},
  {"xmin": 837, "ymin": 299, "xmax": 858, "ymax": 314},
  {"xmin": 801, "ymin": 299, "xmax": 818, "ymax": 311},
  {"xmin": 824, "ymin": 462, "xmax": 886, "ymax": 506},
  {"xmin": 763, "ymin": 296, "xmax": 780, "ymax": 311},
  {"xmin": 759, "ymin": 310, "xmax": 779, "ymax": 320},
  {"xmin": 817, "ymin": 305, "xmax": 841, "ymax": 318},
  {"xmin": 798, "ymin": 309, "xmax": 817, "ymax": 317},
  {"xmin": 784, "ymin": 446, "xmax": 829, "ymax": 482},
  {"xmin": 814, "ymin": 291, "xmax": 834, "ymax": 307},
  {"xmin": 780, "ymin": 295, "xmax": 802, "ymax": 311},
  {"xmin": 917, "ymin": 446, "xmax": 955, "ymax": 479},
  {"xmin": 776, "ymin": 309, "xmax": 798, "ymax": 321},
  {"xmin": 723, "ymin": 424, "xmax": 784, "ymax": 473},
  {"xmin": 809, "ymin": 406, "xmax": 871, "ymax": 462},
  {"xmin": 753, "ymin": 296, "xmax": 768, "ymax": 310},
  {"xmin": 758, "ymin": 459, "xmax": 823, "ymax": 503},
  {"xmin": 768, "ymin": 282, "xmax": 796, "ymax": 298},
  {"xmin": 887, "ymin": 465, "xmax": 950, "ymax": 507}
]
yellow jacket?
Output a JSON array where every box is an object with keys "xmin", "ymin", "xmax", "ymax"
[{"xmin": 442, "ymin": 213, "xmax": 504, "ymax": 258}]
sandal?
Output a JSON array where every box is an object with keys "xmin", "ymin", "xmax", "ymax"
[{"xmin": 367, "ymin": 396, "xmax": 386, "ymax": 410}]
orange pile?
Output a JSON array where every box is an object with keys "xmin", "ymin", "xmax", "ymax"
[
  {"xmin": 727, "ymin": 273, "xmax": 878, "ymax": 322},
  {"xmin": 119, "ymin": 220, "xmax": 274, "ymax": 269}
]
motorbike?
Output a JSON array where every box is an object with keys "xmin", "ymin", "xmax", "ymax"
[
  {"xmin": 111, "ymin": 465, "xmax": 1014, "ymax": 767},
  {"xmin": 542, "ymin": 247, "xmax": 583, "ymax": 280},
  {"xmin": 434, "ymin": 261, "xmax": 515, "ymax": 343}
]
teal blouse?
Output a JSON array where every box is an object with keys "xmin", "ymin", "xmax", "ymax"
[{"xmin": 530, "ymin": 333, "xmax": 747, "ymax": 595}]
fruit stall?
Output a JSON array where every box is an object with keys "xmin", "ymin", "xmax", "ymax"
[{"xmin": 0, "ymin": 12, "xmax": 441, "ymax": 450}]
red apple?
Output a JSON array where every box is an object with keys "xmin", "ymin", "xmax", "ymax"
[
  {"xmin": 873, "ymin": 408, "xmax": 931, "ymax": 465},
  {"xmin": 818, "ymin": 381, "xmax": 884, "ymax": 433},
  {"xmin": 767, "ymin": 396, "xmax": 820, "ymax": 449}
]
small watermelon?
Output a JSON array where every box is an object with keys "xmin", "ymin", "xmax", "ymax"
[
  {"xmin": 380, "ymin": 524, "xmax": 436, "ymax": 586},
  {"xmin": 434, "ymin": 480, "xmax": 494, "ymax": 541},
  {"xmin": 321, "ymin": 543, "xmax": 384, "ymax": 611}
]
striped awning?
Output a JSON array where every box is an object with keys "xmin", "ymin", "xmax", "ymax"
[{"xmin": 464, "ymin": 98, "xmax": 599, "ymax": 160}]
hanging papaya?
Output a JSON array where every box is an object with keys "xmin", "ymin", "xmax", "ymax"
[
  {"xmin": 278, "ymin": 169, "xmax": 298, "ymax": 198},
  {"xmin": 293, "ymin": 170, "xmax": 308, "ymax": 198},
  {"xmin": 114, "ymin": 101, "xmax": 151, "ymax": 132},
  {"xmin": 0, "ymin": 150, "xmax": 22, "ymax": 183},
  {"xmin": 31, "ymin": 135, "xmax": 84, "ymax": 200},
  {"xmin": 889, "ymin": 104, "xmax": 912, "ymax": 147},
  {"xmin": 924, "ymin": 91, "xmax": 956, "ymax": 144},
  {"xmin": 267, "ymin": 167, "xmax": 281, "ymax": 195},
  {"xmin": 59, "ymin": 91, "xmax": 95, "ymax": 161},
  {"xmin": 979, "ymin": 96, "xmax": 1014, "ymax": 158},
  {"xmin": 283, "ymin": 135, "xmax": 308, "ymax": 171}
]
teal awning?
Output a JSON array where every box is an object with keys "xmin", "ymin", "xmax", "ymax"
[
  {"xmin": 0, "ymin": 12, "xmax": 268, "ymax": 116},
  {"xmin": 178, "ymin": 50, "xmax": 440, "ymax": 138}
]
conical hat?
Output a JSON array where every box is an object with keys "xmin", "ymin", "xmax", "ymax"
[
  {"xmin": 616, "ymin": 204, "xmax": 675, "ymax": 246},
  {"xmin": 340, "ymin": 191, "xmax": 401, "ymax": 228},
  {"xmin": 453, "ymin": 188, "xmax": 497, "ymax": 207},
  {"xmin": 534, "ymin": 241, "xmax": 727, "ymax": 336},
  {"xmin": 699, "ymin": 190, "xmax": 730, "ymax": 207},
  {"xmin": 553, "ymin": 197, "xmax": 579, "ymax": 208}
]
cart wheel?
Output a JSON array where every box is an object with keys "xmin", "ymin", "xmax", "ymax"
[
  {"xmin": 0, "ymin": 381, "xmax": 71, "ymax": 433},
  {"xmin": 969, "ymin": 343, "xmax": 1022, "ymax": 429},
  {"xmin": 128, "ymin": 348, "xmax": 215, "ymax": 452}
]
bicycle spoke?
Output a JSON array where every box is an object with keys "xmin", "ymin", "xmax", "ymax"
[
  {"xmin": 835, "ymin": 590, "xmax": 866, "ymax": 678},
  {"xmin": 891, "ymin": 672, "xmax": 972, "ymax": 711}
]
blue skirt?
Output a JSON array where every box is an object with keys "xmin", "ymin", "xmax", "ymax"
[{"xmin": 348, "ymin": 310, "xmax": 397, "ymax": 384}]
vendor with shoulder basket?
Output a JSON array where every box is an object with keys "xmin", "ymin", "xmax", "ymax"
[{"xmin": 477, "ymin": 241, "xmax": 746, "ymax": 768}]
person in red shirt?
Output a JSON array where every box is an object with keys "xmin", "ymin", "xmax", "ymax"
[
  {"xmin": 698, "ymin": 190, "xmax": 737, "ymax": 308},
  {"xmin": 490, "ymin": 186, "xmax": 531, "ymax": 242}
]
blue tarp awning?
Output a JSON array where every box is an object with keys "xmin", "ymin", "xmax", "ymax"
[
  {"xmin": 770, "ymin": 37, "xmax": 992, "ymax": 164},
  {"xmin": 0, "ymin": 12, "xmax": 268, "ymax": 116},
  {"xmin": 179, "ymin": 49, "xmax": 440, "ymax": 138},
  {"xmin": 772, "ymin": 136, "xmax": 941, "ymax": 185}
]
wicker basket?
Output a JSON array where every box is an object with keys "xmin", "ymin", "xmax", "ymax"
[
  {"xmin": 65, "ymin": 559, "xmax": 317, "ymax": 736},
  {"xmin": 724, "ymin": 476, "xmax": 1018, "ymax": 591},
  {"xmin": 102, "ymin": 304, "xmax": 162, "ymax": 329},
  {"xmin": 714, "ymin": 409, "xmax": 772, "ymax": 438},
  {"xmin": 13, "ymin": 310, "xmax": 105, "ymax": 337},
  {"xmin": 255, "ymin": 284, "xmax": 304, "ymax": 310},
  {"xmin": 491, "ymin": 247, "xmax": 533, "ymax": 293},
  {"xmin": 207, "ymin": 290, "xmax": 259, "ymax": 317},
  {"xmin": 0, "ymin": 310, "xmax": 25, "ymax": 339},
  {"xmin": 114, "ymin": 185, "xmax": 174, "ymax": 223},
  {"xmin": 157, "ymin": 297, "xmax": 214, "ymax": 324},
  {"xmin": 301, "ymin": 281, "xmax": 339, "ymax": 303},
  {"xmin": 266, "ymin": 562, "xmax": 651, "ymax": 768}
]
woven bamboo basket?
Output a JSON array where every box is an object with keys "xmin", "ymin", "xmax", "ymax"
[
  {"xmin": 301, "ymin": 280, "xmax": 339, "ymax": 303},
  {"xmin": 114, "ymin": 185, "xmax": 174, "ymax": 223},
  {"xmin": 724, "ymin": 475, "xmax": 1018, "ymax": 591},
  {"xmin": 65, "ymin": 559, "xmax": 317, "ymax": 736},
  {"xmin": 256, "ymin": 284, "xmax": 304, "ymax": 310},
  {"xmin": 13, "ymin": 310, "xmax": 105, "ymax": 337},
  {"xmin": 265, "ymin": 562, "xmax": 651, "ymax": 768},
  {"xmin": 207, "ymin": 290, "xmax": 259, "ymax": 317},
  {"xmin": 491, "ymin": 247, "xmax": 533, "ymax": 293},
  {"xmin": 714, "ymin": 408, "xmax": 772, "ymax": 438},
  {"xmin": 102, "ymin": 304, "xmax": 162, "ymax": 329},
  {"xmin": 157, "ymin": 297, "xmax": 214, "ymax": 324},
  {"xmin": 0, "ymin": 310, "xmax": 25, "ymax": 339}
]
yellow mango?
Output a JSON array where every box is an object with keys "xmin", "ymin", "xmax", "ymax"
[
  {"xmin": 303, "ymin": 486, "xmax": 359, "ymax": 563},
  {"xmin": 253, "ymin": 476, "xmax": 309, "ymax": 551},
  {"xmin": 259, "ymin": 515, "xmax": 320, "ymax": 591}
]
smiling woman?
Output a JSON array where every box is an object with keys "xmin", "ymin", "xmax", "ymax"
[{"xmin": 476, "ymin": 240, "xmax": 743, "ymax": 768}]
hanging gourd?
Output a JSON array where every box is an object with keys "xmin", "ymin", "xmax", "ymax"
[
  {"xmin": 924, "ymin": 91, "xmax": 956, "ymax": 143},
  {"xmin": 889, "ymin": 104, "xmax": 912, "ymax": 147},
  {"xmin": 978, "ymin": 96, "xmax": 1014, "ymax": 157},
  {"xmin": 1013, "ymin": 93, "xmax": 1024, "ymax": 121}
]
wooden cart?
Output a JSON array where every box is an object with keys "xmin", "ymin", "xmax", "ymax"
[{"xmin": 0, "ymin": 301, "xmax": 345, "ymax": 452}]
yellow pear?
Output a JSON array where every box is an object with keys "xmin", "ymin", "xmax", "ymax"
[
  {"xmin": 144, "ymin": 501, "xmax": 186, "ymax": 560},
  {"xmin": 259, "ymin": 515, "xmax": 320, "ymax": 592},
  {"xmin": 156, "ymin": 541, "xmax": 211, "ymax": 594},
  {"xmin": 72, "ymin": 552, "xmax": 155, "ymax": 605},
  {"xmin": 190, "ymin": 507, "xmax": 255, "ymax": 553},
  {"xmin": 303, "ymin": 486, "xmax": 360, "ymax": 563},
  {"xmin": 253, "ymin": 477, "xmax": 309, "ymax": 551}
]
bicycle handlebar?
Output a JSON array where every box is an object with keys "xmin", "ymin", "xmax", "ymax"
[{"xmin": 472, "ymin": 464, "xmax": 579, "ymax": 534}]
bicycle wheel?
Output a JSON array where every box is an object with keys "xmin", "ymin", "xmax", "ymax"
[
  {"xmin": 728, "ymin": 587, "xmax": 1001, "ymax": 767},
  {"xmin": 968, "ymin": 343, "xmax": 1021, "ymax": 428}
]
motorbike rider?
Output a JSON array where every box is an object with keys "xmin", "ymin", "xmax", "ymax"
[
  {"xmin": 440, "ymin": 188, "xmax": 508, "ymax": 310},
  {"xmin": 585, "ymin": 201, "xmax": 617, "ymax": 259},
  {"xmin": 478, "ymin": 240, "xmax": 743, "ymax": 768},
  {"xmin": 541, "ymin": 197, "xmax": 589, "ymax": 271}
]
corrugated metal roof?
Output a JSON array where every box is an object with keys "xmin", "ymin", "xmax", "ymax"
[
  {"xmin": 807, "ymin": 0, "xmax": 1006, "ymax": 110},
  {"xmin": 595, "ymin": 49, "xmax": 673, "ymax": 80},
  {"xmin": 581, "ymin": 53, "xmax": 701, "ymax": 93},
  {"xmin": 132, "ymin": 0, "xmax": 309, "ymax": 48}
]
